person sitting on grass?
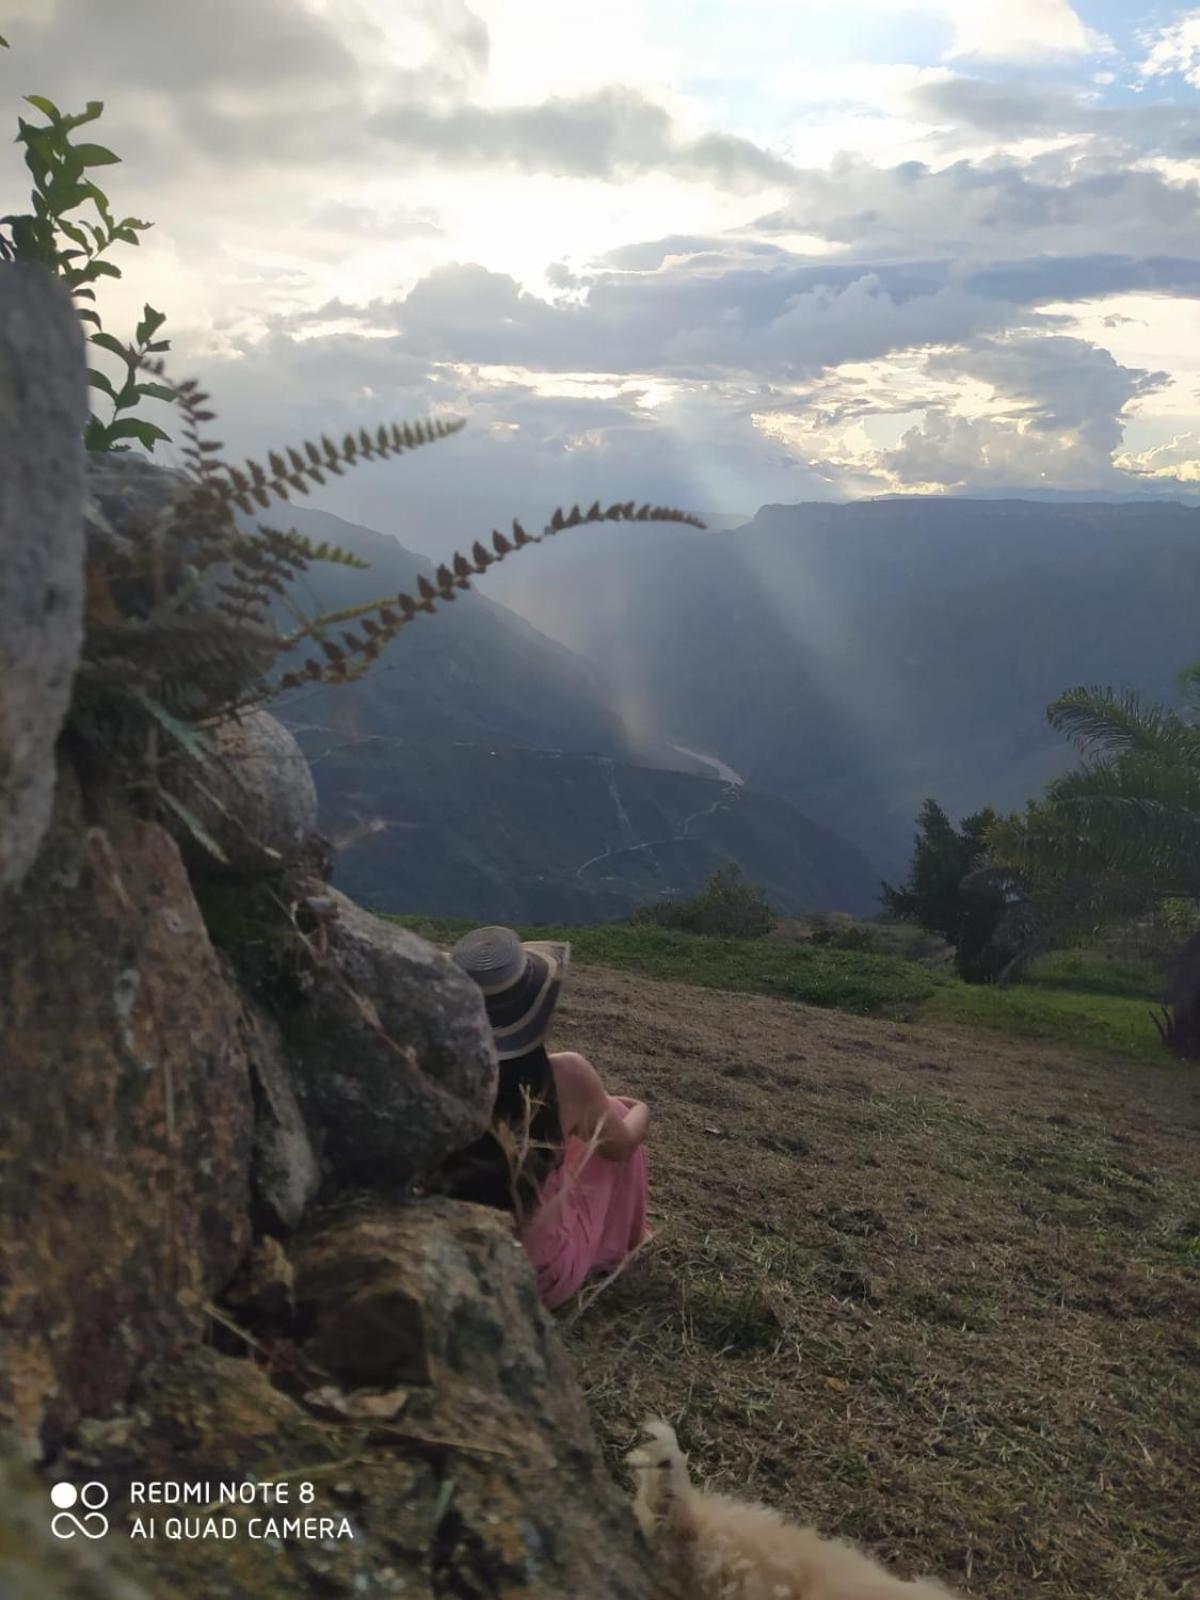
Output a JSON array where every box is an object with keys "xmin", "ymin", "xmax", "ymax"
[{"xmin": 446, "ymin": 924, "xmax": 652, "ymax": 1310}]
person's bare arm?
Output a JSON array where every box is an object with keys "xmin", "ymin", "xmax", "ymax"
[{"xmin": 550, "ymin": 1053, "xmax": 649, "ymax": 1160}]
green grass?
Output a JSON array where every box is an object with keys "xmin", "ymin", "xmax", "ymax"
[
  {"xmin": 390, "ymin": 914, "xmax": 1178, "ymax": 1066},
  {"xmin": 390, "ymin": 914, "xmax": 936, "ymax": 1016},
  {"xmin": 920, "ymin": 972, "xmax": 1166, "ymax": 1063}
]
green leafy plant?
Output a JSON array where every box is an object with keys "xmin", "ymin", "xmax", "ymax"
[{"xmin": 0, "ymin": 89, "xmax": 171, "ymax": 451}]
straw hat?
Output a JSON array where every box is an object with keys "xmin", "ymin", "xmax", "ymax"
[{"xmin": 452, "ymin": 925, "xmax": 571, "ymax": 1061}]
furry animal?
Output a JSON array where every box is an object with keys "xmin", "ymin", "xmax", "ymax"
[{"xmin": 627, "ymin": 1420, "xmax": 964, "ymax": 1600}]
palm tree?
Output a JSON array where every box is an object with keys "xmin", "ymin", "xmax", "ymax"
[
  {"xmin": 988, "ymin": 675, "xmax": 1200, "ymax": 900},
  {"xmin": 985, "ymin": 668, "xmax": 1200, "ymax": 1050}
]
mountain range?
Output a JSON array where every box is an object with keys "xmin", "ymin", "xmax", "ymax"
[
  {"xmin": 261, "ymin": 504, "xmax": 882, "ymax": 918},
  {"xmin": 483, "ymin": 497, "xmax": 1200, "ymax": 878}
]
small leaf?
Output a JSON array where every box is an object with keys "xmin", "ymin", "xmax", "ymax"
[
  {"xmin": 135, "ymin": 382, "xmax": 178, "ymax": 403},
  {"xmin": 130, "ymin": 689, "xmax": 216, "ymax": 763},
  {"xmin": 86, "ymin": 367, "xmax": 118, "ymax": 401},
  {"xmin": 90, "ymin": 331, "xmax": 129, "ymax": 360},
  {"xmin": 136, "ymin": 303, "xmax": 166, "ymax": 342},
  {"xmin": 77, "ymin": 258, "xmax": 121, "ymax": 281},
  {"xmin": 62, "ymin": 101, "xmax": 104, "ymax": 131},
  {"xmin": 24, "ymin": 95, "xmax": 62, "ymax": 123},
  {"xmin": 71, "ymin": 142, "xmax": 121, "ymax": 167},
  {"xmin": 105, "ymin": 417, "xmax": 172, "ymax": 449},
  {"xmin": 158, "ymin": 789, "xmax": 230, "ymax": 866}
]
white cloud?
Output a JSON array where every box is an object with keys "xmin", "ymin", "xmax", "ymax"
[
  {"xmin": 4, "ymin": 0, "xmax": 1196, "ymax": 537},
  {"xmin": 945, "ymin": 0, "xmax": 1108, "ymax": 61},
  {"xmin": 1140, "ymin": 9, "xmax": 1200, "ymax": 88}
]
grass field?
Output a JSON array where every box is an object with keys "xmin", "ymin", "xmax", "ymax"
[
  {"xmin": 547, "ymin": 964, "xmax": 1200, "ymax": 1600},
  {"xmin": 392, "ymin": 914, "xmax": 1174, "ymax": 1066},
  {"xmin": 391, "ymin": 912, "xmax": 1198, "ymax": 1593}
]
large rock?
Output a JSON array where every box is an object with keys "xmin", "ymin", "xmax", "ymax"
[
  {"xmin": 164, "ymin": 710, "xmax": 319, "ymax": 877},
  {"xmin": 83, "ymin": 449, "xmax": 188, "ymax": 563},
  {"xmin": 0, "ymin": 266, "xmax": 87, "ymax": 896},
  {"xmin": 54, "ymin": 1328, "xmax": 681, "ymax": 1600},
  {"xmin": 20, "ymin": 1209, "xmax": 684, "ymax": 1598},
  {"xmin": 279, "ymin": 891, "xmax": 497, "ymax": 1186},
  {"xmin": 0, "ymin": 772, "xmax": 254, "ymax": 1457},
  {"xmin": 289, "ymin": 1201, "xmax": 679, "ymax": 1596}
]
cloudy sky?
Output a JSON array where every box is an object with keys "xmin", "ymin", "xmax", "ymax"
[{"xmin": 3, "ymin": 0, "xmax": 1200, "ymax": 553}]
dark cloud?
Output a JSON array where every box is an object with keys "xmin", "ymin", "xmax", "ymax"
[
  {"xmin": 7, "ymin": 0, "xmax": 361, "ymax": 97},
  {"xmin": 0, "ymin": 0, "xmax": 371, "ymax": 183},
  {"xmin": 910, "ymin": 75, "xmax": 1200, "ymax": 160},
  {"xmin": 296, "ymin": 255, "xmax": 1031, "ymax": 383},
  {"xmin": 602, "ymin": 235, "xmax": 794, "ymax": 271},
  {"xmin": 964, "ymin": 253, "xmax": 1200, "ymax": 304},
  {"xmin": 368, "ymin": 86, "xmax": 796, "ymax": 190},
  {"xmin": 758, "ymin": 153, "xmax": 1200, "ymax": 262}
]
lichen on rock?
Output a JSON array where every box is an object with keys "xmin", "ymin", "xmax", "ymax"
[
  {"xmin": 0, "ymin": 771, "xmax": 254, "ymax": 1457},
  {"xmin": 0, "ymin": 266, "xmax": 87, "ymax": 897}
]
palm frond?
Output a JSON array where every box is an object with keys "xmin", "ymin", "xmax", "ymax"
[{"xmin": 1047, "ymin": 685, "xmax": 1200, "ymax": 764}]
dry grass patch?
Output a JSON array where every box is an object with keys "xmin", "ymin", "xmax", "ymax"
[{"xmin": 555, "ymin": 966, "xmax": 1200, "ymax": 1600}]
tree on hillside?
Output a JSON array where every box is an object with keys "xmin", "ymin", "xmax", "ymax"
[
  {"xmin": 985, "ymin": 672, "xmax": 1200, "ymax": 1053},
  {"xmin": 881, "ymin": 798, "xmax": 1012, "ymax": 982}
]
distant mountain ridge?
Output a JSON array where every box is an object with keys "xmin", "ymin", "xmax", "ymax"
[
  {"xmin": 259, "ymin": 504, "xmax": 882, "ymax": 918},
  {"xmin": 482, "ymin": 496, "xmax": 1200, "ymax": 876}
]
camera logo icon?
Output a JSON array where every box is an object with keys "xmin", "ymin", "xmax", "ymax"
[{"xmin": 50, "ymin": 1481, "xmax": 110, "ymax": 1539}]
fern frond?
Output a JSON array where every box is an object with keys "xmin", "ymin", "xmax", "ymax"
[
  {"xmin": 207, "ymin": 416, "xmax": 465, "ymax": 518},
  {"xmin": 270, "ymin": 498, "xmax": 707, "ymax": 694}
]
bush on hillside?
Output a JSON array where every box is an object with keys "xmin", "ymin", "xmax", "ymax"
[
  {"xmin": 633, "ymin": 865, "xmax": 777, "ymax": 939},
  {"xmin": 808, "ymin": 914, "xmax": 880, "ymax": 953}
]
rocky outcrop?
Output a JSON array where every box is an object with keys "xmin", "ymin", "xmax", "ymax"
[
  {"xmin": 0, "ymin": 771, "xmax": 254, "ymax": 1457},
  {"xmin": 279, "ymin": 890, "xmax": 497, "ymax": 1188},
  {"xmin": 291, "ymin": 1200, "xmax": 674, "ymax": 1596},
  {"xmin": 165, "ymin": 710, "xmax": 320, "ymax": 877},
  {"xmin": 2, "ymin": 292, "xmax": 672, "ymax": 1599},
  {"xmin": 0, "ymin": 266, "xmax": 87, "ymax": 896},
  {"xmin": 54, "ymin": 1207, "xmax": 678, "ymax": 1599}
]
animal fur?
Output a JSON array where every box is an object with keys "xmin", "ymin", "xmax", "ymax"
[{"xmin": 627, "ymin": 1420, "xmax": 965, "ymax": 1600}]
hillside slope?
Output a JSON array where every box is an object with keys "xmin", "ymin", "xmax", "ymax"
[
  {"xmin": 483, "ymin": 498, "xmax": 1200, "ymax": 874},
  {"xmin": 549, "ymin": 963, "xmax": 1199, "ymax": 1600},
  {"xmin": 305, "ymin": 737, "xmax": 882, "ymax": 920},
  {"xmin": 264, "ymin": 504, "xmax": 641, "ymax": 758}
]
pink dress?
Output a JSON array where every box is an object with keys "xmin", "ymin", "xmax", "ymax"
[{"xmin": 519, "ymin": 1099, "xmax": 650, "ymax": 1311}]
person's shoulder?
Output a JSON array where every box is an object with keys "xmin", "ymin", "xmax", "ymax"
[
  {"xmin": 549, "ymin": 1049, "xmax": 601, "ymax": 1093},
  {"xmin": 548, "ymin": 1051, "xmax": 605, "ymax": 1131},
  {"xmin": 549, "ymin": 1048, "xmax": 594, "ymax": 1073}
]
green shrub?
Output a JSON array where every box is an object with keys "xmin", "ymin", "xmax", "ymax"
[
  {"xmin": 808, "ymin": 914, "xmax": 880, "ymax": 953},
  {"xmin": 633, "ymin": 865, "xmax": 777, "ymax": 939}
]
